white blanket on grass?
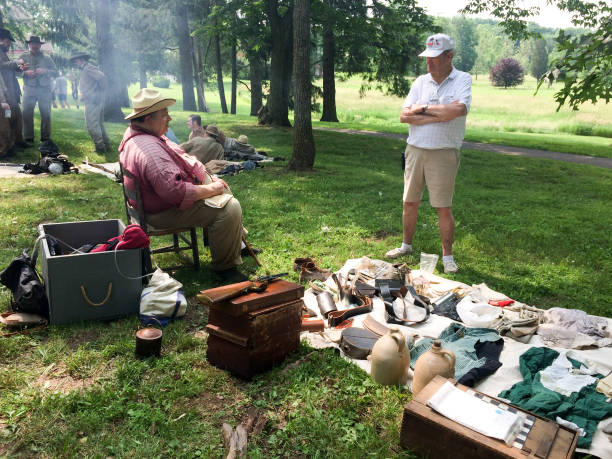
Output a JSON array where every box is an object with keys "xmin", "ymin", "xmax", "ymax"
[{"xmin": 301, "ymin": 260, "xmax": 612, "ymax": 459}]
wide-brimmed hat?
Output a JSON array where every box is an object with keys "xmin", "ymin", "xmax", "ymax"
[
  {"xmin": 419, "ymin": 33, "xmax": 454, "ymax": 58},
  {"xmin": 0, "ymin": 29, "xmax": 15, "ymax": 42},
  {"xmin": 205, "ymin": 124, "xmax": 219, "ymax": 138},
  {"xmin": 26, "ymin": 35, "xmax": 45, "ymax": 45},
  {"xmin": 236, "ymin": 135, "xmax": 249, "ymax": 145},
  {"xmin": 125, "ymin": 88, "xmax": 176, "ymax": 120},
  {"xmin": 69, "ymin": 52, "xmax": 90, "ymax": 62}
]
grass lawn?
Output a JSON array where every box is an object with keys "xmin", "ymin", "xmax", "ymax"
[{"xmin": 0, "ymin": 86, "xmax": 611, "ymax": 456}]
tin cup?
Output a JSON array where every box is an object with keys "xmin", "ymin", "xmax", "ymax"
[{"xmin": 135, "ymin": 327, "xmax": 163, "ymax": 358}]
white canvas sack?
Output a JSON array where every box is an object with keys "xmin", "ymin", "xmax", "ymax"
[{"xmin": 139, "ymin": 269, "xmax": 187, "ymax": 326}]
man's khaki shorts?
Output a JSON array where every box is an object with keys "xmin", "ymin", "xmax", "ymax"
[{"xmin": 403, "ymin": 144, "xmax": 460, "ymax": 207}]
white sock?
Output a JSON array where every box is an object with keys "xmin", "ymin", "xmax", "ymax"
[
  {"xmin": 401, "ymin": 243, "xmax": 412, "ymax": 252},
  {"xmin": 442, "ymin": 255, "xmax": 454, "ymax": 263},
  {"xmin": 240, "ymin": 241, "xmax": 246, "ymax": 249}
]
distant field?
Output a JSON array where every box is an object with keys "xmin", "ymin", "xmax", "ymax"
[{"xmin": 145, "ymin": 74, "xmax": 612, "ymax": 158}]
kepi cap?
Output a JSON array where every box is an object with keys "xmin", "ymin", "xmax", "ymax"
[{"xmin": 419, "ymin": 33, "xmax": 454, "ymax": 58}]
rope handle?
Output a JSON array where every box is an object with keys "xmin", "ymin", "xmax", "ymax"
[{"xmin": 80, "ymin": 282, "xmax": 113, "ymax": 307}]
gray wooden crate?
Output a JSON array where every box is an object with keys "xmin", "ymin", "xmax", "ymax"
[{"xmin": 39, "ymin": 219, "xmax": 143, "ymax": 325}]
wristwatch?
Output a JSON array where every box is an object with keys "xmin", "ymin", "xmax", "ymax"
[{"xmin": 421, "ymin": 104, "xmax": 428, "ymax": 114}]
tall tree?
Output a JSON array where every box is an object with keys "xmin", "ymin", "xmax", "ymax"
[
  {"xmin": 289, "ymin": 0, "xmax": 315, "ymax": 170},
  {"xmin": 214, "ymin": 30, "xmax": 229, "ymax": 113},
  {"xmin": 230, "ymin": 13, "xmax": 237, "ymax": 115},
  {"xmin": 450, "ymin": 16, "xmax": 477, "ymax": 72},
  {"xmin": 462, "ymin": 0, "xmax": 612, "ymax": 109},
  {"xmin": 191, "ymin": 36, "xmax": 209, "ymax": 111},
  {"xmin": 260, "ymin": 0, "xmax": 293, "ymax": 126},
  {"xmin": 176, "ymin": 0, "xmax": 197, "ymax": 111},
  {"xmin": 529, "ymin": 38, "xmax": 549, "ymax": 78},
  {"xmin": 95, "ymin": 0, "xmax": 125, "ymax": 121}
]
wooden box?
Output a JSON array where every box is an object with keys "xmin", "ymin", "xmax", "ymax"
[
  {"xmin": 400, "ymin": 376, "xmax": 578, "ymax": 459},
  {"xmin": 206, "ymin": 298, "xmax": 302, "ymax": 379},
  {"xmin": 39, "ymin": 220, "xmax": 143, "ymax": 325},
  {"xmin": 204, "ymin": 279, "xmax": 304, "ymax": 316}
]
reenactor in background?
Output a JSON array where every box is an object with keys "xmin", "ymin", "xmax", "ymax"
[
  {"xmin": 55, "ymin": 72, "xmax": 69, "ymax": 109},
  {"xmin": 69, "ymin": 75, "xmax": 79, "ymax": 109},
  {"xmin": 0, "ymin": 69, "xmax": 16, "ymax": 158},
  {"xmin": 0, "ymin": 28, "xmax": 27, "ymax": 151},
  {"xmin": 19, "ymin": 35, "xmax": 58, "ymax": 143},
  {"xmin": 70, "ymin": 52, "xmax": 110, "ymax": 153}
]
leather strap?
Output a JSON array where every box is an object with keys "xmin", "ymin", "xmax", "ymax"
[
  {"xmin": 327, "ymin": 296, "xmax": 373, "ymax": 327},
  {"xmin": 382, "ymin": 285, "xmax": 430, "ymax": 326}
]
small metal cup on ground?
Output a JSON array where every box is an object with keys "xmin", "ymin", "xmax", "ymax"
[{"xmin": 135, "ymin": 327, "xmax": 163, "ymax": 358}]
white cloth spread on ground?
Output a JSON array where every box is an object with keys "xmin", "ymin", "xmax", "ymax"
[{"xmin": 300, "ymin": 258, "xmax": 612, "ymax": 459}]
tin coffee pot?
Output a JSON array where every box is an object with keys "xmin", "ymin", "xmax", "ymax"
[
  {"xmin": 369, "ymin": 327, "xmax": 411, "ymax": 386},
  {"xmin": 411, "ymin": 340, "xmax": 455, "ymax": 395}
]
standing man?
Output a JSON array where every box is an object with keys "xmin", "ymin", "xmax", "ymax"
[
  {"xmin": 385, "ymin": 34, "xmax": 471, "ymax": 274},
  {"xmin": 0, "ymin": 67, "xmax": 15, "ymax": 158},
  {"xmin": 55, "ymin": 72, "xmax": 69, "ymax": 108},
  {"xmin": 0, "ymin": 28, "xmax": 27, "ymax": 151},
  {"xmin": 70, "ymin": 52, "xmax": 110, "ymax": 153},
  {"xmin": 19, "ymin": 36, "xmax": 58, "ymax": 143}
]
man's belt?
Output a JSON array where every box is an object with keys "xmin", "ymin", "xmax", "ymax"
[
  {"xmin": 376, "ymin": 280, "xmax": 430, "ymax": 326},
  {"xmin": 327, "ymin": 295, "xmax": 373, "ymax": 327}
]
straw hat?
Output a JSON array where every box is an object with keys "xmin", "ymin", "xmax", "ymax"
[
  {"xmin": 236, "ymin": 135, "xmax": 249, "ymax": 145},
  {"xmin": 125, "ymin": 88, "xmax": 176, "ymax": 120}
]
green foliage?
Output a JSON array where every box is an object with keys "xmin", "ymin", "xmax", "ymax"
[
  {"xmin": 151, "ymin": 76, "xmax": 171, "ymax": 88},
  {"xmin": 529, "ymin": 38, "xmax": 548, "ymax": 78},
  {"xmin": 490, "ymin": 58, "xmax": 524, "ymax": 88},
  {"xmin": 462, "ymin": 0, "xmax": 612, "ymax": 109},
  {"xmin": 450, "ymin": 16, "xmax": 478, "ymax": 72}
]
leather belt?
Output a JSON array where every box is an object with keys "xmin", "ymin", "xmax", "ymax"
[
  {"xmin": 378, "ymin": 282, "xmax": 430, "ymax": 326},
  {"xmin": 327, "ymin": 295, "xmax": 373, "ymax": 327}
]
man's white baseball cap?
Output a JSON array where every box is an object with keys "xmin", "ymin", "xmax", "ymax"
[{"xmin": 419, "ymin": 33, "xmax": 454, "ymax": 57}]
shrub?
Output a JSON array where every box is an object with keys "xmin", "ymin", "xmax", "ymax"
[
  {"xmin": 152, "ymin": 76, "xmax": 170, "ymax": 89},
  {"xmin": 489, "ymin": 58, "xmax": 524, "ymax": 89}
]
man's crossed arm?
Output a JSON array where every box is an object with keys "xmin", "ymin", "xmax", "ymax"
[{"xmin": 400, "ymin": 100, "xmax": 467, "ymax": 125}]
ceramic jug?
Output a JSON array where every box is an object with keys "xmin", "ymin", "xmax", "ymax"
[
  {"xmin": 411, "ymin": 340, "xmax": 455, "ymax": 395},
  {"xmin": 369, "ymin": 327, "xmax": 411, "ymax": 386}
]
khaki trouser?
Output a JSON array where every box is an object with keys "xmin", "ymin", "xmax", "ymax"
[
  {"xmin": 146, "ymin": 197, "xmax": 243, "ymax": 271},
  {"xmin": 22, "ymin": 86, "xmax": 52, "ymax": 141},
  {"xmin": 0, "ymin": 111, "xmax": 14, "ymax": 154},
  {"xmin": 85, "ymin": 101, "xmax": 109, "ymax": 151}
]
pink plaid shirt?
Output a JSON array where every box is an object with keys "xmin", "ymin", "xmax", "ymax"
[{"xmin": 119, "ymin": 126, "xmax": 207, "ymax": 215}]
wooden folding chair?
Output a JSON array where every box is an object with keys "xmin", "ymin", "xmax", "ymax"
[{"xmin": 120, "ymin": 164, "xmax": 201, "ymax": 272}]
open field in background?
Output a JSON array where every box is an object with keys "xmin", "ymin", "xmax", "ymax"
[
  {"xmin": 1, "ymin": 79, "xmax": 611, "ymax": 456},
  {"xmin": 1, "ymin": 105, "xmax": 611, "ymax": 456},
  {"xmin": 139, "ymin": 75, "xmax": 612, "ymax": 158}
]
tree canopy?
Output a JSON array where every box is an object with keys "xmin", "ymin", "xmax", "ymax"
[{"xmin": 462, "ymin": 0, "xmax": 612, "ymax": 110}]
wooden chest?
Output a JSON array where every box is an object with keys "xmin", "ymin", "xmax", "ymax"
[
  {"xmin": 400, "ymin": 376, "xmax": 578, "ymax": 459},
  {"xmin": 202, "ymin": 280, "xmax": 304, "ymax": 379}
]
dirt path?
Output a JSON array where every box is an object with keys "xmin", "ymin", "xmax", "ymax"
[{"xmin": 314, "ymin": 127, "xmax": 612, "ymax": 169}]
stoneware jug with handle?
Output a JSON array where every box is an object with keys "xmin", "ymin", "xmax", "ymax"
[
  {"xmin": 411, "ymin": 339, "xmax": 455, "ymax": 395},
  {"xmin": 369, "ymin": 327, "xmax": 411, "ymax": 386}
]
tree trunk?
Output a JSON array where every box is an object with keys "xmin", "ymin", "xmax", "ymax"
[
  {"xmin": 95, "ymin": 0, "xmax": 125, "ymax": 122},
  {"xmin": 249, "ymin": 54, "xmax": 263, "ymax": 116},
  {"xmin": 0, "ymin": 7, "xmax": 4, "ymax": 28},
  {"xmin": 176, "ymin": 1, "xmax": 197, "ymax": 111},
  {"xmin": 215, "ymin": 32, "xmax": 228, "ymax": 114},
  {"xmin": 288, "ymin": 0, "xmax": 315, "ymax": 170},
  {"xmin": 320, "ymin": 21, "xmax": 338, "ymax": 122},
  {"xmin": 192, "ymin": 36, "xmax": 208, "ymax": 112},
  {"xmin": 230, "ymin": 30, "xmax": 237, "ymax": 115},
  {"xmin": 261, "ymin": 0, "xmax": 292, "ymax": 127},
  {"xmin": 138, "ymin": 57, "xmax": 147, "ymax": 89}
]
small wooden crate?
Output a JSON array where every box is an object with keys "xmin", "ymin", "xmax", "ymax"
[
  {"xmin": 203, "ymin": 280, "xmax": 304, "ymax": 379},
  {"xmin": 400, "ymin": 376, "xmax": 578, "ymax": 459}
]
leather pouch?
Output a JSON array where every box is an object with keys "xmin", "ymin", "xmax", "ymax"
[{"xmin": 340, "ymin": 327, "xmax": 379, "ymax": 359}]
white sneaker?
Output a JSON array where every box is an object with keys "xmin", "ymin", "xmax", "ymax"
[
  {"xmin": 385, "ymin": 246, "xmax": 412, "ymax": 259},
  {"xmin": 443, "ymin": 260, "xmax": 459, "ymax": 274}
]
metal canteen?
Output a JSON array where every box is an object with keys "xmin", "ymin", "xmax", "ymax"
[
  {"xmin": 369, "ymin": 327, "xmax": 411, "ymax": 386},
  {"xmin": 411, "ymin": 340, "xmax": 455, "ymax": 395}
]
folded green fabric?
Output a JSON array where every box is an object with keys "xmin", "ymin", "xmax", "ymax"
[{"xmin": 499, "ymin": 347, "xmax": 612, "ymax": 448}]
